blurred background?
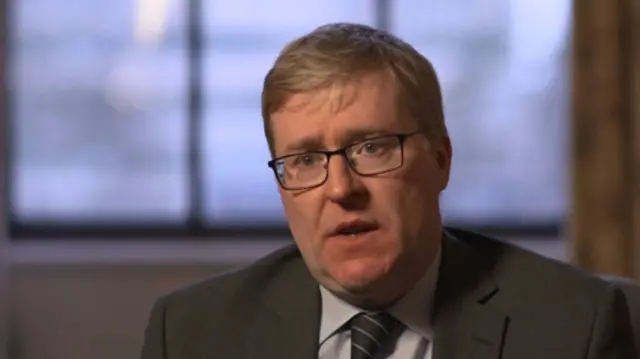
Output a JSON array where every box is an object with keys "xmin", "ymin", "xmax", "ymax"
[
  {"xmin": 0, "ymin": 0, "xmax": 639, "ymax": 358},
  {"xmin": 10, "ymin": 0, "xmax": 570, "ymax": 232}
]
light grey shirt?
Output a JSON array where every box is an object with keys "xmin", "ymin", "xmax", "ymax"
[{"xmin": 318, "ymin": 246, "xmax": 441, "ymax": 359}]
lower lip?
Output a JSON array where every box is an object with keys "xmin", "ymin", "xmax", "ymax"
[{"xmin": 330, "ymin": 229, "xmax": 379, "ymax": 241}]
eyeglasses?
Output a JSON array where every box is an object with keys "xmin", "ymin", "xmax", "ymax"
[{"xmin": 267, "ymin": 130, "xmax": 423, "ymax": 190}]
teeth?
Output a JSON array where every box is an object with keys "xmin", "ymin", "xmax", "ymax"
[{"xmin": 342, "ymin": 228, "xmax": 367, "ymax": 235}]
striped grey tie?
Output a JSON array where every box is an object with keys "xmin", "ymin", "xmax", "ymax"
[{"xmin": 350, "ymin": 311, "xmax": 399, "ymax": 359}]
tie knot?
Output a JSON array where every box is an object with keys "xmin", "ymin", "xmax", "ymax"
[{"xmin": 350, "ymin": 312, "xmax": 399, "ymax": 359}]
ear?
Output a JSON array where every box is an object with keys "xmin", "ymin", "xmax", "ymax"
[
  {"xmin": 433, "ymin": 136, "xmax": 453, "ymax": 171},
  {"xmin": 433, "ymin": 136, "xmax": 452, "ymax": 190}
]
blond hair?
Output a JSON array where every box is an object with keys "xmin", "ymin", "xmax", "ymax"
[{"xmin": 261, "ymin": 22, "xmax": 447, "ymax": 156}]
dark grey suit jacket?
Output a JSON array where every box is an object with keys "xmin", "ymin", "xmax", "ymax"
[
  {"xmin": 602, "ymin": 275, "xmax": 640, "ymax": 353},
  {"xmin": 141, "ymin": 228, "xmax": 637, "ymax": 359}
]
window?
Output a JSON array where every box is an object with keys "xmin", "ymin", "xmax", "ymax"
[
  {"xmin": 10, "ymin": 0, "xmax": 189, "ymax": 225},
  {"xmin": 6, "ymin": 0, "xmax": 571, "ymax": 238},
  {"xmin": 393, "ymin": 0, "xmax": 571, "ymax": 225}
]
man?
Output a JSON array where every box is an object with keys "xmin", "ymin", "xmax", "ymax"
[{"xmin": 141, "ymin": 23, "xmax": 636, "ymax": 359}]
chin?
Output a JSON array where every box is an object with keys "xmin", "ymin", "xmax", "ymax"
[{"xmin": 328, "ymin": 257, "xmax": 392, "ymax": 294}]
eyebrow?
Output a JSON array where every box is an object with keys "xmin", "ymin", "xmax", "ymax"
[
  {"xmin": 283, "ymin": 128, "xmax": 394, "ymax": 155},
  {"xmin": 340, "ymin": 128, "xmax": 393, "ymax": 144},
  {"xmin": 284, "ymin": 136, "xmax": 324, "ymax": 154}
]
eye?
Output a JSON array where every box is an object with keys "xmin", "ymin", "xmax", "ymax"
[
  {"xmin": 362, "ymin": 141, "xmax": 382, "ymax": 154},
  {"xmin": 291, "ymin": 153, "xmax": 323, "ymax": 168},
  {"xmin": 355, "ymin": 139, "xmax": 389, "ymax": 156}
]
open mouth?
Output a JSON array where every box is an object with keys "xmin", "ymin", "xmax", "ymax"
[{"xmin": 331, "ymin": 220, "xmax": 379, "ymax": 237}]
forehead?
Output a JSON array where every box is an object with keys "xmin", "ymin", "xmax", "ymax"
[{"xmin": 270, "ymin": 73, "xmax": 409, "ymax": 156}]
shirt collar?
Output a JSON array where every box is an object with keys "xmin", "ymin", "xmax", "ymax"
[{"xmin": 319, "ymin": 244, "xmax": 442, "ymax": 344}]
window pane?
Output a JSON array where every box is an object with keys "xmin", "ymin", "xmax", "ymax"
[
  {"xmin": 11, "ymin": 0, "xmax": 189, "ymax": 222},
  {"xmin": 394, "ymin": 0, "xmax": 571, "ymax": 223},
  {"xmin": 203, "ymin": 0, "xmax": 375, "ymax": 224}
]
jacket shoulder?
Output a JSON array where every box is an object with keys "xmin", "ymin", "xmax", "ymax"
[
  {"xmin": 445, "ymin": 226, "xmax": 613, "ymax": 295},
  {"xmin": 160, "ymin": 243, "xmax": 302, "ymax": 309}
]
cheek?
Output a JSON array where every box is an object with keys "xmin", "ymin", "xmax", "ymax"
[
  {"xmin": 404, "ymin": 156, "xmax": 444, "ymax": 199},
  {"xmin": 373, "ymin": 166, "xmax": 440, "ymax": 233},
  {"xmin": 282, "ymin": 197, "xmax": 308, "ymax": 233},
  {"xmin": 280, "ymin": 194, "xmax": 322, "ymax": 250}
]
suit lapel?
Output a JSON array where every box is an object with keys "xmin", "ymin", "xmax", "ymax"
[
  {"xmin": 432, "ymin": 230, "xmax": 509, "ymax": 359},
  {"xmin": 248, "ymin": 256, "xmax": 321, "ymax": 359},
  {"xmin": 201, "ymin": 232, "xmax": 509, "ymax": 359}
]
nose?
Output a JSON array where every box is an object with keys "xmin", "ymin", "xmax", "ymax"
[{"xmin": 323, "ymin": 155, "xmax": 366, "ymax": 205}]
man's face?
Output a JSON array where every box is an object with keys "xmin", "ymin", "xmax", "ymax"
[{"xmin": 269, "ymin": 72, "xmax": 452, "ymax": 302}]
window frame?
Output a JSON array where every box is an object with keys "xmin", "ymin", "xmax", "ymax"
[{"xmin": 3, "ymin": 0, "xmax": 563, "ymax": 240}]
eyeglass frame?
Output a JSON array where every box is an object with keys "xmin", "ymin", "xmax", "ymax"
[{"xmin": 267, "ymin": 130, "xmax": 425, "ymax": 190}]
